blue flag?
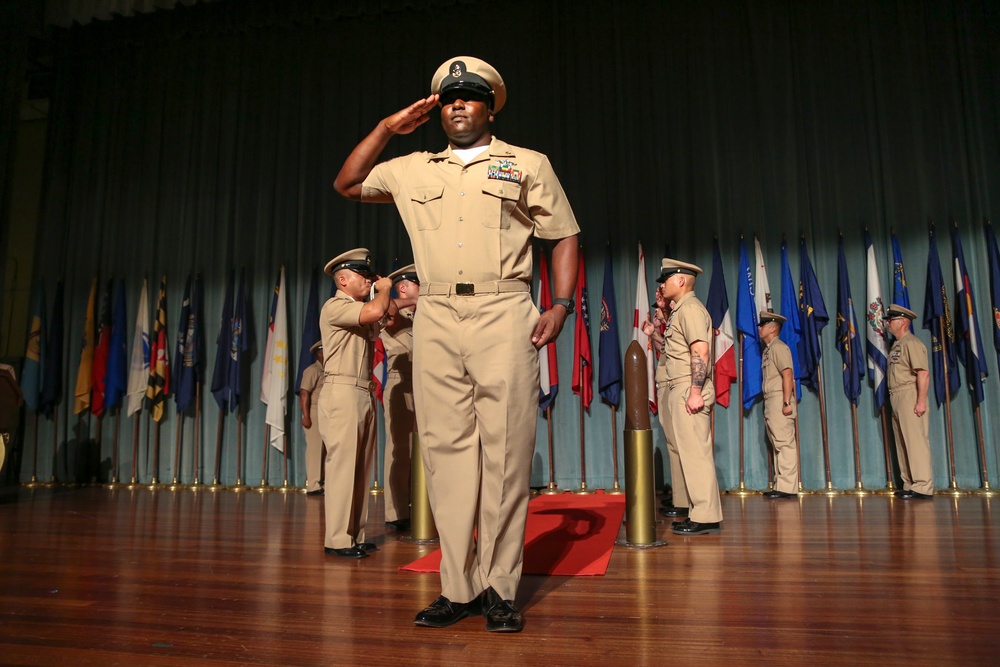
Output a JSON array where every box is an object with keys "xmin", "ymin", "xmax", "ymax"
[
  {"xmin": 227, "ymin": 269, "xmax": 251, "ymax": 411},
  {"xmin": 21, "ymin": 282, "xmax": 46, "ymax": 412},
  {"xmin": 985, "ymin": 222, "xmax": 1000, "ymax": 371},
  {"xmin": 598, "ymin": 245, "xmax": 623, "ymax": 407},
  {"xmin": 951, "ymin": 225, "xmax": 988, "ymax": 406},
  {"xmin": 779, "ymin": 241, "xmax": 802, "ymax": 400},
  {"xmin": 174, "ymin": 273, "xmax": 202, "ymax": 412},
  {"xmin": 737, "ymin": 239, "xmax": 762, "ymax": 409},
  {"xmin": 864, "ymin": 231, "xmax": 889, "ymax": 410},
  {"xmin": 798, "ymin": 237, "xmax": 829, "ymax": 392},
  {"xmin": 836, "ymin": 237, "xmax": 865, "ymax": 404},
  {"xmin": 211, "ymin": 270, "xmax": 235, "ymax": 412},
  {"xmin": 891, "ymin": 231, "xmax": 912, "ymax": 333},
  {"xmin": 922, "ymin": 226, "xmax": 960, "ymax": 405},
  {"xmin": 104, "ymin": 279, "xmax": 128, "ymax": 410},
  {"xmin": 41, "ymin": 281, "xmax": 64, "ymax": 417},
  {"xmin": 295, "ymin": 269, "xmax": 321, "ymax": 392}
]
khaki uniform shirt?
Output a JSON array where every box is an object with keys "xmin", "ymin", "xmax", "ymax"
[
  {"xmin": 320, "ymin": 290, "xmax": 385, "ymax": 380},
  {"xmin": 380, "ymin": 310, "xmax": 414, "ymax": 375},
  {"xmin": 300, "ymin": 361, "xmax": 324, "ymax": 399},
  {"xmin": 888, "ymin": 332, "xmax": 928, "ymax": 390},
  {"xmin": 661, "ymin": 291, "xmax": 712, "ymax": 383},
  {"xmin": 762, "ymin": 339, "xmax": 793, "ymax": 396},
  {"xmin": 361, "ymin": 136, "xmax": 580, "ymax": 284}
]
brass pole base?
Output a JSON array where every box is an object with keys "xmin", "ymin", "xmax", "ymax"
[
  {"xmin": 727, "ymin": 482, "xmax": 761, "ymax": 497},
  {"xmin": 971, "ymin": 486, "xmax": 1000, "ymax": 497},
  {"xmin": 604, "ymin": 481, "xmax": 625, "ymax": 495},
  {"xmin": 398, "ymin": 535, "xmax": 439, "ymax": 545},
  {"xmin": 23, "ymin": 478, "xmax": 43, "ymax": 488},
  {"xmin": 124, "ymin": 479, "xmax": 143, "ymax": 490},
  {"xmin": 168, "ymin": 479, "xmax": 187, "ymax": 491},
  {"xmin": 229, "ymin": 481, "xmax": 249, "ymax": 492},
  {"xmin": 615, "ymin": 537, "xmax": 669, "ymax": 549},
  {"xmin": 146, "ymin": 479, "xmax": 166, "ymax": 491},
  {"xmin": 873, "ymin": 484, "xmax": 897, "ymax": 496},
  {"xmin": 572, "ymin": 482, "xmax": 596, "ymax": 495},
  {"xmin": 936, "ymin": 484, "xmax": 968, "ymax": 497},
  {"xmin": 370, "ymin": 481, "xmax": 384, "ymax": 496},
  {"xmin": 538, "ymin": 483, "xmax": 563, "ymax": 495},
  {"xmin": 205, "ymin": 481, "xmax": 227, "ymax": 492},
  {"xmin": 817, "ymin": 482, "xmax": 844, "ymax": 496},
  {"xmin": 104, "ymin": 480, "xmax": 122, "ymax": 490},
  {"xmin": 189, "ymin": 481, "xmax": 204, "ymax": 491},
  {"xmin": 251, "ymin": 482, "xmax": 270, "ymax": 493},
  {"xmin": 274, "ymin": 483, "xmax": 296, "ymax": 493},
  {"xmin": 796, "ymin": 483, "xmax": 813, "ymax": 496},
  {"xmin": 844, "ymin": 483, "xmax": 872, "ymax": 496}
]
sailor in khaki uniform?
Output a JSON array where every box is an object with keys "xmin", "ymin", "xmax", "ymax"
[
  {"xmin": 381, "ymin": 264, "xmax": 420, "ymax": 531},
  {"xmin": 656, "ymin": 258, "xmax": 723, "ymax": 535},
  {"xmin": 885, "ymin": 304, "xmax": 934, "ymax": 499},
  {"xmin": 758, "ymin": 311, "xmax": 798, "ymax": 498},
  {"xmin": 298, "ymin": 341, "xmax": 326, "ymax": 495},
  {"xmin": 319, "ymin": 248, "xmax": 394, "ymax": 559},
  {"xmin": 334, "ymin": 57, "xmax": 579, "ymax": 632}
]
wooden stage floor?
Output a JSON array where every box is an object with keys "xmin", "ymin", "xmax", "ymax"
[{"xmin": 1, "ymin": 485, "xmax": 998, "ymax": 666}]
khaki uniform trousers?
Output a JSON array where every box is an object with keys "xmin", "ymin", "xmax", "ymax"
[
  {"xmin": 303, "ymin": 402, "xmax": 325, "ymax": 493},
  {"xmin": 656, "ymin": 382, "xmax": 689, "ymax": 508},
  {"xmin": 763, "ymin": 393, "xmax": 798, "ymax": 494},
  {"xmin": 318, "ymin": 383, "xmax": 377, "ymax": 549},
  {"xmin": 383, "ymin": 370, "xmax": 415, "ymax": 522},
  {"xmin": 413, "ymin": 292, "xmax": 539, "ymax": 604},
  {"xmin": 665, "ymin": 379, "xmax": 722, "ymax": 523},
  {"xmin": 890, "ymin": 386, "xmax": 933, "ymax": 495}
]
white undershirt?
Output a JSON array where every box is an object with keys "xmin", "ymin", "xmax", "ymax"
[{"xmin": 451, "ymin": 145, "xmax": 489, "ymax": 163}]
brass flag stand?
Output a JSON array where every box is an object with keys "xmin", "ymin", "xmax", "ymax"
[{"xmin": 538, "ymin": 406, "xmax": 562, "ymax": 494}]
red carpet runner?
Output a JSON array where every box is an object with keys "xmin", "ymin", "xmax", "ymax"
[{"xmin": 399, "ymin": 491, "xmax": 626, "ymax": 576}]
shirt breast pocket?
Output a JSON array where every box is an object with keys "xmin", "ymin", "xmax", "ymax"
[
  {"xmin": 481, "ymin": 180, "xmax": 521, "ymax": 230},
  {"xmin": 410, "ymin": 185, "xmax": 445, "ymax": 230}
]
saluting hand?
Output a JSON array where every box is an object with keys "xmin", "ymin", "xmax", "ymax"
[{"xmin": 383, "ymin": 95, "xmax": 439, "ymax": 136}]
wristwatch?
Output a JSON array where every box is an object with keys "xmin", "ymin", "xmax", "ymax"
[
  {"xmin": 783, "ymin": 401, "xmax": 792, "ymax": 407},
  {"xmin": 552, "ymin": 297, "xmax": 575, "ymax": 314}
]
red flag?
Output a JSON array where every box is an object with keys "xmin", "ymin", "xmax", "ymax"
[
  {"xmin": 571, "ymin": 250, "xmax": 593, "ymax": 411},
  {"xmin": 537, "ymin": 252, "xmax": 559, "ymax": 410},
  {"xmin": 146, "ymin": 276, "xmax": 171, "ymax": 422},
  {"xmin": 91, "ymin": 280, "xmax": 113, "ymax": 417},
  {"xmin": 372, "ymin": 337, "xmax": 386, "ymax": 403},
  {"xmin": 632, "ymin": 244, "xmax": 657, "ymax": 414}
]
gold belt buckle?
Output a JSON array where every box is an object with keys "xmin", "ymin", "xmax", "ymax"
[{"xmin": 455, "ymin": 282, "xmax": 475, "ymax": 296}]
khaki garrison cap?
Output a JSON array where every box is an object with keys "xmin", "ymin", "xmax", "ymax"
[
  {"xmin": 656, "ymin": 258, "xmax": 703, "ymax": 283},
  {"xmin": 758, "ymin": 311, "xmax": 787, "ymax": 327},
  {"xmin": 886, "ymin": 303, "xmax": 917, "ymax": 320},
  {"xmin": 387, "ymin": 264, "xmax": 419, "ymax": 285},
  {"xmin": 309, "ymin": 341, "xmax": 322, "ymax": 354},
  {"xmin": 325, "ymin": 248, "xmax": 375, "ymax": 277},
  {"xmin": 431, "ymin": 56, "xmax": 506, "ymax": 113}
]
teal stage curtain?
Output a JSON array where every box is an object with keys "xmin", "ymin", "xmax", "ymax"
[{"xmin": 22, "ymin": 0, "xmax": 1000, "ymax": 492}]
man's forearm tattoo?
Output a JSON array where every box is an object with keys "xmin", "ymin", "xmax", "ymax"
[{"xmin": 691, "ymin": 356, "xmax": 708, "ymax": 388}]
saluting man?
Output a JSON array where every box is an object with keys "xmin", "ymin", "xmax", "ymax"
[
  {"xmin": 334, "ymin": 57, "xmax": 579, "ymax": 632},
  {"xmin": 758, "ymin": 311, "xmax": 798, "ymax": 499},
  {"xmin": 381, "ymin": 264, "xmax": 420, "ymax": 532},
  {"xmin": 885, "ymin": 304, "xmax": 934, "ymax": 500},
  {"xmin": 656, "ymin": 258, "xmax": 723, "ymax": 535},
  {"xmin": 319, "ymin": 248, "xmax": 395, "ymax": 559},
  {"xmin": 299, "ymin": 341, "xmax": 326, "ymax": 496}
]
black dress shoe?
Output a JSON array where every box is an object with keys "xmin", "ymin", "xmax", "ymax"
[
  {"xmin": 894, "ymin": 490, "xmax": 908, "ymax": 497},
  {"xmin": 356, "ymin": 542, "xmax": 379, "ymax": 553},
  {"xmin": 658, "ymin": 505, "xmax": 689, "ymax": 518},
  {"xmin": 413, "ymin": 596, "xmax": 479, "ymax": 628},
  {"xmin": 900, "ymin": 490, "xmax": 934, "ymax": 500},
  {"xmin": 481, "ymin": 587, "xmax": 524, "ymax": 633},
  {"xmin": 324, "ymin": 547, "xmax": 368, "ymax": 559},
  {"xmin": 671, "ymin": 518, "xmax": 722, "ymax": 535},
  {"xmin": 763, "ymin": 490, "xmax": 795, "ymax": 499},
  {"xmin": 385, "ymin": 519, "xmax": 411, "ymax": 531},
  {"xmin": 305, "ymin": 489, "xmax": 324, "ymax": 496}
]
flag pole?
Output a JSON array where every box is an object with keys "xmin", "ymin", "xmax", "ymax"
[
  {"xmin": 731, "ymin": 332, "xmax": 754, "ymax": 496},
  {"xmin": 794, "ymin": 415, "xmax": 808, "ymax": 495},
  {"xmin": 876, "ymin": 407, "xmax": 896, "ymax": 495},
  {"xmin": 844, "ymin": 404, "xmax": 869, "ymax": 495},
  {"xmin": 605, "ymin": 406, "xmax": 624, "ymax": 494},
  {"xmin": 126, "ymin": 412, "xmax": 140, "ymax": 489},
  {"xmin": 572, "ymin": 369, "xmax": 594, "ymax": 494},
  {"xmin": 92, "ymin": 414, "xmax": 102, "ymax": 485},
  {"xmin": 815, "ymin": 336, "xmax": 842, "ymax": 495},
  {"xmin": 25, "ymin": 412, "xmax": 40, "ymax": 486},
  {"xmin": 169, "ymin": 413, "xmax": 184, "ymax": 490},
  {"xmin": 972, "ymin": 405, "xmax": 997, "ymax": 496},
  {"xmin": 766, "ymin": 433, "xmax": 775, "ymax": 492},
  {"xmin": 370, "ymin": 413, "xmax": 382, "ymax": 495},
  {"xmin": 191, "ymin": 385, "xmax": 202, "ymax": 489},
  {"xmin": 105, "ymin": 408, "xmax": 121, "ymax": 489},
  {"xmin": 148, "ymin": 420, "xmax": 164, "ymax": 489},
  {"xmin": 280, "ymin": 431, "xmax": 291, "ymax": 491},
  {"xmin": 207, "ymin": 409, "xmax": 225, "ymax": 491},
  {"xmin": 936, "ymin": 317, "xmax": 965, "ymax": 496},
  {"xmin": 231, "ymin": 409, "xmax": 247, "ymax": 491},
  {"xmin": 254, "ymin": 425, "xmax": 270, "ymax": 492},
  {"xmin": 539, "ymin": 406, "xmax": 561, "ymax": 494},
  {"xmin": 49, "ymin": 410, "xmax": 59, "ymax": 485}
]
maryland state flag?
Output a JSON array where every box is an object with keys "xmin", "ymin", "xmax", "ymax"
[
  {"xmin": 74, "ymin": 278, "xmax": 97, "ymax": 414},
  {"xmin": 572, "ymin": 249, "xmax": 593, "ymax": 411},
  {"xmin": 146, "ymin": 276, "xmax": 171, "ymax": 422}
]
